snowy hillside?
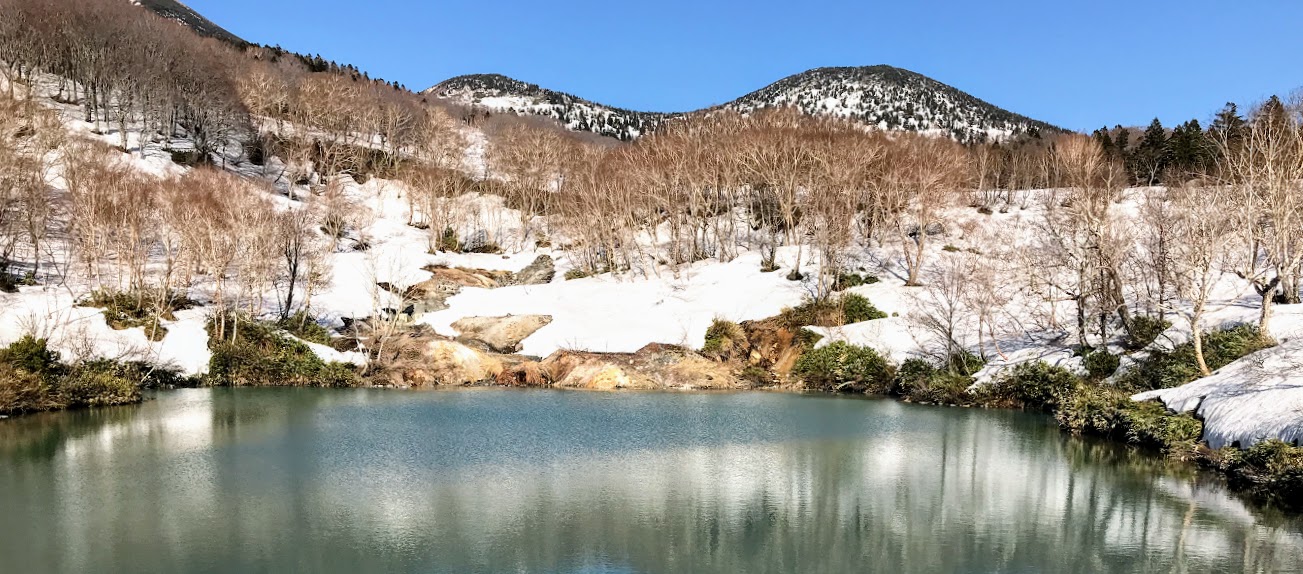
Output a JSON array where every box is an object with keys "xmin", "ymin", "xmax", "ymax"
[
  {"xmin": 426, "ymin": 74, "xmax": 672, "ymax": 141},
  {"xmin": 723, "ymin": 66, "xmax": 1058, "ymax": 143},
  {"xmin": 425, "ymin": 66, "xmax": 1059, "ymax": 143}
]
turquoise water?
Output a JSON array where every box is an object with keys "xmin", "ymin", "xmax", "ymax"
[{"xmin": 1, "ymin": 388, "xmax": 1300, "ymax": 573}]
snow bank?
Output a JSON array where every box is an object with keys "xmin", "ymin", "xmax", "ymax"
[
  {"xmin": 1134, "ymin": 305, "xmax": 1303, "ymax": 448},
  {"xmin": 421, "ymin": 250, "xmax": 809, "ymax": 358}
]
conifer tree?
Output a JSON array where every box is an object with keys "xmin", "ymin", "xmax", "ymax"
[{"xmin": 1133, "ymin": 119, "xmax": 1169, "ymax": 185}]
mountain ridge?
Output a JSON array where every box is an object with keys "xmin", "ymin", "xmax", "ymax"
[
  {"xmin": 426, "ymin": 65, "xmax": 1061, "ymax": 142},
  {"xmin": 135, "ymin": 0, "xmax": 247, "ymax": 45}
]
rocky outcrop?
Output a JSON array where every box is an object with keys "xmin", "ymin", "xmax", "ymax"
[
  {"xmin": 417, "ymin": 340, "xmax": 504, "ymax": 385},
  {"xmin": 451, "ymin": 314, "xmax": 552, "ymax": 354},
  {"xmin": 507, "ymin": 255, "xmax": 556, "ymax": 286},
  {"xmin": 370, "ymin": 326, "xmax": 506, "ymax": 387},
  {"xmin": 502, "ymin": 344, "xmax": 742, "ymax": 391}
]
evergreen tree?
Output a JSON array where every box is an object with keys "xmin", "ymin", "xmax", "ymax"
[
  {"xmin": 1166, "ymin": 119, "xmax": 1212, "ymax": 179},
  {"xmin": 1092, "ymin": 127, "xmax": 1116, "ymax": 159},
  {"xmin": 1133, "ymin": 119, "xmax": 1169, "ymax": 185},
  {"xmin": 1208, "ymin": 102, "xmax": 1246, "ymax": 165}
]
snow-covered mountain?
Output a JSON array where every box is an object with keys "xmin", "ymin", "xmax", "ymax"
[
  {"xmin": 723, "ymin": 66, "xmax": 1057, "ymax": 142},
  {"xmin": 135, "ymin": 0, "xmax": 246, "ymax": 45},
  {"xmin": 425, "ymin": 66, "xmax": 1059, "ymax": 143},
  {"xmin": 425, "ymin": 74, "xmax": 672, "ymax": 141}
]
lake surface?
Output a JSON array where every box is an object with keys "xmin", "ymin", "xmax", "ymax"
[{"xmin": 1, "ymin": 388, "xmax": 1301, "ymax": 573}]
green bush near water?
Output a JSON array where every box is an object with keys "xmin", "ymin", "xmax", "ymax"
[
  {"xmin": 1212, "ymin": 440, "xmax": 1303, "ymax": 512},
  {"xmin": 1114, "ymin": 325, "xmax": 1271, "ymax": 393},
  {"xmin": 0, "ymin": 336, "xmax": 183, "ymax": 415},
  {"xmin": 207, "ymin": 313, "xmax": 360, "ymax": 388},
  {"xmin": 793, "ymin": 342, "xmax": 895, "ymax": 392}
]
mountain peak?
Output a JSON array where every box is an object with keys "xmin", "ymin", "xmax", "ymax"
[{"xmin": 425, "ymin": 66, "xmax": 1058, "ymax": 143}]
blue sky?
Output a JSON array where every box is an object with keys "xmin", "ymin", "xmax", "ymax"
[{"xmin": 188, "ymin": 0, "xmax": 1303, "ymax": 131}]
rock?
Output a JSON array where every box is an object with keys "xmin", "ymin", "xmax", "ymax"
[
  {"xmin": 509, "ymin": 255, "xmax": 555, "ymax": 286},
  {"xmin": 419, "ymin": 340, "xmax": 504, "ymax": 385},
  {"xmin": 539, "ymin": 344, "xmax": 740, "ymax": 390},
  {"xmin": 390, "ymin": 266, "xmax": 516, "ymax": 317},
  {"xmin": 451, "ymin": 315, "xmax": 552, "ymax": 354}
]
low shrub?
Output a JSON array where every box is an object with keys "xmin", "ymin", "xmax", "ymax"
[
  {"xmin": 564, "ymin": 269, "xmax": 592, "ymax": 281},
  {"xmin": 793, "ymin": 342, "xmax": 894, "ymax": 392},
  {"xmin": 207, "ymin": 313, "xmax": 360, "ymax": 388},
  {"xmin": 0, "ymin": 335, "xmax": 62, "ymax": 377},
  {"xmin": 168, "ymin": 149, "xmax": 207, "ymax": 166},
  {"xmin": 794, "ymin": 328, "xmax": 824, "ymax": 348},
  {"xmin": 701, "ymin": 319, "xmax": 746, "ymax": 359},
  {"xmin": 739, "ymin": 365, "xmax": 771, "ymax": 387},
  {"xmin": 1123, "ymin": 400, "xmax": 1203, "ymax": 457},
  {"xmin": 277, "ymin": 311, "xmax": 334, "ymax": 346},
  {"xmin": 1054, "ymin": 383, "xmax": 1202, "ymax": 457},
  {"xmin": 59, "ymin": 362, "xmax": 141, "ymax": 408},
  {"xmin": 780, "ymin": 294, "xmax": 887, "ymax": 328},
  {"xmin": 0, "ymin": 363, "xmax": 61, "ymax": 415},
  {"xmin": 1126, "ymin": 316, "xmax": 1171, "ymax": 350},
  {"xmin": 0, "ymin": 264, "xmax": 36, "ymax": 293},
  {"xmin": 1115, "ymin": 325, "xmax": 1272, "ymax": 393},
  {"xmin": 1055, "ymin": 384, "xmax": 1131, "ymax": 436},
  {"xmin": 0, "ymin": 337, "xmax": 168, "ymax": 415},
  {"xmin": 1214, "ymin": 440, "xmax": 1303, "ymax": 512},
  {"xmin": 842, "ymin": 293, "xmax": 888, "ymax": 324},
  {"xmin": 986, "ymin": 361, "xmax": 1077, "ymax": 411},
  {"xmin": 81, "ymin": 290, "xmax": 195, "ymax": 342},
  {"xmin": 892, "ymin": 358, "xmax": 973, "ymax": 404},
  {"xmin": 435, "ymin": 227, "xmax": 461, "ymax": 253},
  {"xmin": 1083, "ymin": 350, "xmax": 1120, "ymax": 381},
  {"xmin": 832, "ymin": 273, "xmax": 879, "ymax": 291}
]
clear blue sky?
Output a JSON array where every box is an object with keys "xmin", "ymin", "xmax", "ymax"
[{"xmin": 187, "ymin": 0, "xmax": 1303, "ymax": 131}]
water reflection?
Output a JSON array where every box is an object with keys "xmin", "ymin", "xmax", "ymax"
[{"xmin": 0, "ymin": 389, "xmax": 1300, "ymax": 573}]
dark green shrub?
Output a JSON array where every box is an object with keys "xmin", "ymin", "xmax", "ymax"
[
  {"xmin": 1055, "ymin": 384, "xmax": 1131, "ymax": 436},
  {"xmin": 1122, "ymin": 401, "xmax": 1203, "ymax": 457},
  {"xmin": 0, "ymin": 335, "xmax": 61, "ymax": 377},
  {"xmin": 0, "ymin": 264, "xmax": 35, "ymax": 293},
  {"xmin": 1115, "ymin": 325, "xmax": 1272, "ymax": 393},
  {"xmin": 564, "ymin": 268, "xmax": 592, "ymax": 280},
  {"xmin": 1206, "ymin": 440, "xmax": 1303, "ymax": 511},
  {"xmin": 1126, "ymin": 316, "xmax": 1171, "ymax": 350},
  {"xmin": 207, "ymin": 313, "xmax": 360, "ymax": 388},
  {"xmin": 793, "ymin": 342, "xmax": 895, "ymax": 392},
  {"xmin": 842, "ymin": 293, "xmax": 888, "ymax": 324},
  {"xmin": 739, "ymin": 365, "xmax": 771, "ymax": 387},
  {"xmin": 277, "ymin": 311, "xmax": 334, "ymax": 346},
  {"xmin": 59, "ymin": 362, "xmax": 141, "ymax": 408},
  {"xmin": 168, "ymin": 149, "xmax": 206, "ymax": 166},
  {"xmin": 81, "ymin": 290, "xmax": 195, "ymax": 342},
  {"xmin": 701, "ymin": 319, "xmax": 745, "ymax": 358},
  {"xmin": 945, "ymin": 350, "xmax": 985, "ymax": 377},
  {"xmin": 435, "ymin": 227, "xmax": 461, "ymax": 253},
  {"xmin": 893, "ymin": 358, "xmax": 974, "ymax": 404},
  {"xmin": 832, "ymin": 273, "xmax": 879, "ymax": 291},
  {"xmin": 794, "ymin": 328, "xmax": 824, "ymax": 348},
  {"xmin": 1083, "ymin": 350, "xmax": 1120, "ymax": 380},
  {"xmin": 988, "ymin": 361, "xmax": 1078, "ymax": 411},
  {"xmin": 780, "ymin": 294, "xmax": 887, "ymax": 328}
]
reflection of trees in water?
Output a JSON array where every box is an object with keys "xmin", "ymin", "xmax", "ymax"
[{"xmin": 1, "ymin": 390, "xmax": 1301, "ymax": 573}]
